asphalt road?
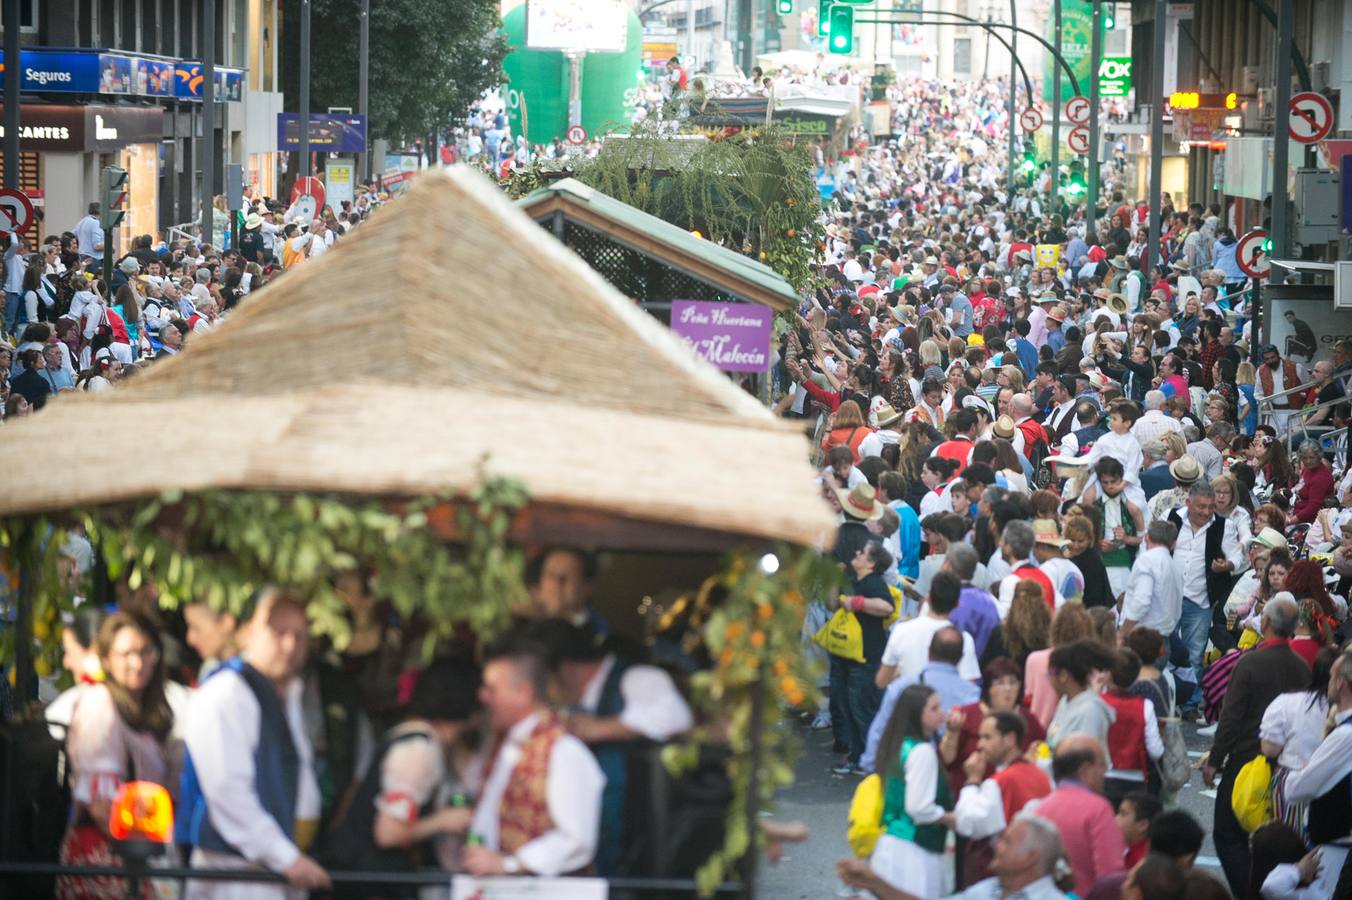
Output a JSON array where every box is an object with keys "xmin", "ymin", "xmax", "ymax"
[{"xmin": 757, "ymin": 714, "xmax": 1227, "ymax": 899}]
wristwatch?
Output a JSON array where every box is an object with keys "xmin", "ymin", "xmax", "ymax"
[{"xmin": 502, "ymin": 855, "xmax": 522, "ymax": 875}]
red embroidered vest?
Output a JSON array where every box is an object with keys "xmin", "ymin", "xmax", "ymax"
[
  {"xmin": 492, "ymin": 713, "xmax": 566, "ymax": 856},
  {"xmin": 1103, "ymin": 693, "xmax": 1148, "ymax": 777},
  {"xmin": 1258, "ymin": 360, "xmax": 1302, "ymax": 409}
]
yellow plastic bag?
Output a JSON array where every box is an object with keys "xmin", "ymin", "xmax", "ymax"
[
  {"xmin": 1237, "ymin": 628, "xmax": 1261, "ymax": 650},
  {"xmin": 814, "ymin": 606, "xmax": 865, "ymax": 663},
  {"xmin": 885, "ymin": 584, "xmax": 903, "ymax": 628},
  {"xmin": 1232, "ymin": 754, "xmax": 1273, "ymax": 833},
  {"xmin": 847, "ymin": 773, "xmax": 885, "ymax": 857}
]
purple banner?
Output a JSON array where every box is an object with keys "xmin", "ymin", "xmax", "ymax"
[{"xmin": 670, "ymin": 300, "xmax": 772, "ymax": 373}]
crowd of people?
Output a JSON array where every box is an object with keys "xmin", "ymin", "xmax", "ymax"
[
  {"xmin": 0, "ymin": 185, "xmax": 388, "ymax": 421},
  {"xmin": 796, "ymin": 77, "xmax": 1352, "ymax": 900}
]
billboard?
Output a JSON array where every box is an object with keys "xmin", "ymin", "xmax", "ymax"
[
  {"xmin": 1044, "ymin": 0, "xmax": 1095, "ymax": 103},
  {"xmin": 525, "ymin": 0, "xmax": 628, "ymax": 53},
  {"xmin": 277, "ymin": 114, "xmax": 368, "ymax": 153},
  {"xmin": 670, "ymin": 301, "xmax": 772, "ymax": 373}
]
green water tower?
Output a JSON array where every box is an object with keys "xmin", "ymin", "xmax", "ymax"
[{"xmin": 501, "ymin": 4, "xmax": 644, "ymax": 146}]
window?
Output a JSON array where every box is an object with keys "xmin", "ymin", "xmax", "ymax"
[
  {"xmin": 20, "ymin": 0, "xmax": 38, "ymax": 31},
  {"xmin": 953, "ymin": 37, "xmax": 972, "ymax": 77}
]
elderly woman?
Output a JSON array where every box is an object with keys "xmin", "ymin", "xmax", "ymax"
[{"xmin": 1291, "ymin": 440, "xmax": 1335, "ymax": 524}]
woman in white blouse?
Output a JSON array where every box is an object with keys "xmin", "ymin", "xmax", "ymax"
[
  {"xmin": 57, "ymin": 611, "xmax": 179, "ymax": 899},
  {"xmin": 1260, "ymin": 646, "xmax": 1335, "ymax": 838}
]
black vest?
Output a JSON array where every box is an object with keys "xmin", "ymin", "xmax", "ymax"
[
  {"xmin": 1309, "ymin": 721, "xmax": 1352, "ymax": 847},
  {"xmin": 1166, "ymin": 509, "xmax": 1233, "ymax": 607}
]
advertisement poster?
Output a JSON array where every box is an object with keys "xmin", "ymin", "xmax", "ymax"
[
  {"xmin": 670, "ymin": 300, "xmax": 772, "ymax": 372},
  {"xmin": 1269, "ymin": 295, "xmax": 1352, "ymax": 367},
  {"xmin": 98, "ymin": 54, "xmax": 132, "ymax": 94},
  {"xmin": 525, "ymin": 0, "xmax": 628, "ymax": 52},
  {"xmin": 326, "ymin": 161, "xmax": 355, "ymax": 209}
]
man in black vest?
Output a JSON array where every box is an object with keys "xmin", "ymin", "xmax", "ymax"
[
  {"xmin": 1201, "ymin": 596, "xmax": 1309, "ymax": 896},
  {"xmin": 1165, "ymin": 482, "xmax": 1243, "ymax": 720},
  {"xmin": 1285, "ymin": 650, "xmax": 1352, "ymax": 894},
  {"xmin": 535, "ymin": 622, "xmax": 693, "ymax": 876}
]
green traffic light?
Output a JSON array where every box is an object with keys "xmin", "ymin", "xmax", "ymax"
[
  {"xmin": 1262, "ymin": 237, "xmax": 1273, "ymax": 253},
  {"xmin": 827, "ymin": 4, "xmax": 854, "ymax": 53},
  {"xmin": 1104, "ymin": 2, "xmax": 1116, "ymax": 29},
  {"xmin": 778, "ymin": 0, "xmax": 793, "ymax": 13},
  {"xmin": 818, "ymin": 0, "xmax": 830, "ymax": 35}
]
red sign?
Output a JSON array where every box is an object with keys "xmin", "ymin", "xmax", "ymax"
[
  {"xmin": 1289, "ymin": 91, "xmax": 1334, "ymax": 144},
  {"xmin": 0, "ymin": 189, "xmax": 35, "ymax": 234},
  {"xmin": 290, "ymin": 176, "xmax": 326, "ymax": 214}
]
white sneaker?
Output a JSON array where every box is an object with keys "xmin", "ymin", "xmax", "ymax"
[
  {"xmin": 1197, "ymin": 722, "xmax": 1218, "ymax": 736},
  {"xmin": 811, "ymin": 711, "xmax": 832, "ymax": 730}
]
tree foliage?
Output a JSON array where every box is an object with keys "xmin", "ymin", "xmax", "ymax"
[{"xmin": 281, "ymin": 0, "xmax": 507, "ymax": 147}]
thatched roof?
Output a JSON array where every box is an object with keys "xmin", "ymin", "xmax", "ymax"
[{"xmin": 0, "ymin": 166, "xmax": 835, "ymax": 550}]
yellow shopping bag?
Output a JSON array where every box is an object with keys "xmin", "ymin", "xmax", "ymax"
[
  {"xmin": 847, "ymin": 773, "xmax": 886, "ymax": 857},
  {"xmin": 1231, "ymin": 754, "xmax": 1273, "ymax": 833},
  {"xmin": 813, "ymin": 606, "xmax": 866, "ymax": 663}
]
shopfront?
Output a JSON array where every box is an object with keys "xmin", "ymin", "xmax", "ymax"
[{"xmin": 0, "ymin": 104, "xmax": 162, "ymax": 248}]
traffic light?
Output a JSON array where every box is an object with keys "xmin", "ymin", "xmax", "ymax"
[
  {"xmin": 777, "ymin": 0, "xmax": 792, "ymax": 13},
  {"xmin": 817, "ymin": 0, "xmax": 830, "ymax": 36},
  {"xmin": 827, "ymin": 4, "xmax": 854, "ymax": 53},
  {"xmin": 100, "ymin": 166, "xmax": 128, "ymax": 231},
  {"xmin": 1261, "ymin": 235, "xmax": 1274, "ymax": 253},
  {"xmin": 1103, "ymin": 2, "xmax": 1116, "ymax": 29}
]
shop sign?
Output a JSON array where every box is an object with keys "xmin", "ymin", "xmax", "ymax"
[
  {"xmin": 1098, "ymin": 56, "xmax": 1132, "ymax": 98},
  {"xmin": 0, "ymin": 49, "xmax": 240, "ymax": 101},
  {"xmin": 0, "ymin": 104, "xmax": 164, "ymax": 152},
  {"xmin": 277, "ymin": 114, "xmax": 368, "ymax": 153},
  {"xmin": 773, "ymin": 111, "xmax": 835, "ymax": 135},
  {"xmin": 670, "ymin": 300, "xmax": 772, "ymax": 373}
]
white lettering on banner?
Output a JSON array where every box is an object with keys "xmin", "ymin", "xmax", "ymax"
[
  {"xmin": 675, "ymin": 304, "xmax": 766, "ymax": 329},
  {"xmin": 24, "ymin": 68, "xmax": 73, "ymax": 86},
  {"xmin": 680, "ymin": 334, "xmax": 769, "ymax": 368},
  {"xmin": 94, "ymin": 115, "xmax": 118, "ymax": 140},
  {"xmin": 0, "ymin": 125, "xmax": 73, "ymax": 140}
]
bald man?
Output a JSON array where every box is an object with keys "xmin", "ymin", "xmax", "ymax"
[{"xmin": 1028, "ymin": 735, "xmax": 1125, "ymax": 894}]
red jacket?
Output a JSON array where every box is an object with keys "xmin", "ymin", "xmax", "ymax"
[{"xmin": 1292, "ymin": 462, "xmax": 1335, "ymax": 523}]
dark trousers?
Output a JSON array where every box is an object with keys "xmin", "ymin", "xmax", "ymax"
[
  {"xmin": 1215, "ymin": 766, "xmax": 1251, "ymax": 897},
  {"xmin": 829, "ymin": 656, "xmax": 881, "ymax": 765}
]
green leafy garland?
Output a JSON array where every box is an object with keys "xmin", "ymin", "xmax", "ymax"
[{"xmin": 662, "ymin": 546, "xmax": 841, "ymax": 895}]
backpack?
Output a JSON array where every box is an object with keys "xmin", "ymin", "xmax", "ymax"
[
  {"xmin": 847, "ymin": 773, "xmax": 886, "ymax": 857},
  {"xmin": 1157, "ymin": 717, "xmax": 1192, "ymax": 795}
]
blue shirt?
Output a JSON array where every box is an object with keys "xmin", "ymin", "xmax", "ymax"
[
  {"xmin": 951, "ymin": 587, "xmax": 1000, "ymax": 658},
  {"xmin": 860, "ymin": 662, "xmax": 980, "ymax": 771},
  {"xmin": 1046, "ymin": 327, "xmax": 1066, "ymax": 353},
  {"xmin": 949, "ymin": 292, "xmax": 974, "ymax": 338},
  {"xmin": 890, "ymin": 500, "xmax": 922, "ymax": 580},
  {"xmin": 1013, "ymin": 338, "xmax": 1038, "ymax": 379}
]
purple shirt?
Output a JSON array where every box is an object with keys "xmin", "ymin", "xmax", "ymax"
[{"xmin": 952, "ymin": 585, "xmax": 1000, "ymax": 658}]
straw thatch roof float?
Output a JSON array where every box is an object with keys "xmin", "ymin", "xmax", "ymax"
[{"xmin": 0, "ymin": 166, "xmax": 835, "ymax": 552}]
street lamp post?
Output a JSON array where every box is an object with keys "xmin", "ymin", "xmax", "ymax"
[
  {"xmin": 359, "ymin": 0, "xmax": 370, "ymax": 184},
  {"xmin": 1087, "ymin": 0, "xmax": 1102, "ymax": 232},
  {"xmin": 2, "ymin": 0, "xmax": 19, "ymax": 191},
  {"xmin": 1051, "ymin": 0, "xmax": 1062, "ymax": 210},
  {"xmin": 1007, "ymin": 3, "xmax": 1017, "ymax": 192},
  {"xmin": 1147, "ymin": 0, "xmax": 1166, "ymax": 275},
  {"xmin": 201, "ymin": 0, "xmax": 216, "ymax": 247},
  {"xmin": 1269, "ymin": 0, "xmax": 1294, "ymax": 285},
  {"xmin": 300, "ymin": 0, "xmax": 312, "ymax": 179}
]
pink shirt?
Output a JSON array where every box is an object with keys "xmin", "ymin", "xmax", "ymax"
[
  {"xmin": 1024, "ymin": 648, "xmax": 1057, "ymax": 731},
  {"xmin": 1033, "ymin": 783, "xmax": 1125, "ymax": 894}
]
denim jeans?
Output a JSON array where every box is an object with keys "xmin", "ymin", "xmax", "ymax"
[
  {"xmin": 3, "ymin": 290, "xmax": 23, "ymax": 334},
  {"xmin": 829, "ymin": 655, "xmax": 881, "ymax": 765},
  {"xmin": 1172, "ymin": 599, "xmax": 1211, "ymax": 711}
]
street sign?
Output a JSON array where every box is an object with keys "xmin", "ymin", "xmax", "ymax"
[
  {"xmin": 566, "ymin": 124, "xmax": 588, "ymax": 144},
  {"xmin": 1065, "ymin": 95, "xmax": 1091, "ymax": 125},
  {"xmin": 1289, "ymin": 91, "xmax": 1334, "ymax": 144},
  {"xmin": 0, "ymin": 189, "xmax": 34, "ymax": 234},
  {"xmin": 1067, "ymin": 126, "xmax": 1090, "ymax": 155},
  {"xmin": 290, "ymin": 176, "xmax": 325, "ymax": 221},
  {"xmin": 1236, "ymin": 229, "xmax": 1271, "ymax": 278},
  {"xmin": 1018, "ymin": 107, "xmax": 1043, "ymax": 133}
]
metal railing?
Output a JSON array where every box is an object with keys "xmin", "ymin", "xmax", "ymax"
[
  {"xmin": 0, "ymin": 860, "xmax": 743, "ymax": 897},
  {"xmin": 164, "ymin": 223, "xmax": 198, "ymax": 245}
]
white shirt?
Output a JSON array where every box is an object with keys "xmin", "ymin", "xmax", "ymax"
[
  {"xmin": 1122, "ymin": 545, "xmax": 1183, "ymax": 635},
  {"xmin": 1284, "ymin": 708, "xmax": 1352, "ymax": 808},
  {"xmin": 953, "ymin": 763, "xmax": 1040, "ymax": 839},
  {"xmin": 469, "ymin": 711, "xmax": 605, "ymax": 876},
  {"xmin": 75, "ymin": 214, "xmax": 104, "ymax": 258},
  {"xmin": 1187, "ymin": 439, "xmax": 1224, "ymax": 481},
  {"xmin": 1172, "ymin": 511, "xmax": 1244, "ymax": 606},
  {"xmin": 918, "ymin": 482, "xmax": 954, "ymax": 520},
  {"xmin": 880, "ymin": 614, "xmax": 981, "ymax": 682},
  {"xmin": 1131, "ymin": 409, "xmax": 1185, "ymax": 446},
  {"xmin": 1260, "ymin": 691, "xmax": 1332, "ymax": 771},
  {"xmin": 578, "ymin": 655, "xmax": 693, "ymax": 741},
  {"xmin": 859, "ymin": 428, "xmax": 901, "ymax": 459},
  {"xmin": 184, "ymin": 667, "xmax": 321, "ymax": 874}
]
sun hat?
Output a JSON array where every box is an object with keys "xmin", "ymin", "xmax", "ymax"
[
  {"xmin": 1036, "ymin": 292, "xmax": 1061, "ymax": 305},
  {"xmin": 1109, "ymin": 255, "xmax": 1129, "ymax": 270},
  {"xmin": 1107, "ymin": 293, "xmax": 1130, "ymax": 315},
  {"xmin": 244, "ymin": 212, "xmax": 264, "ymax": 230},
  {"xmin": 836, "ymin": 484, "xmax": 886, "ymax": 521},
  {"xmin": 1170, "ymin": 259, "xmax": 1191, "ymax": 273},
  {"xmin": 1033, "ymin": 519, "xmax": 1068, "ymax": 547},
  {"xmin": 118, "ymin": 256, "xmax": 141, "ymax": 274},
  {"xmin": 1168, "ymin": 454, "xmax": 1203, "ymax": 485},
  {"xmin": 875, "ymin": 403, "xmax": 903, "ymax": 427},
  {"xmin": 1253, "ymin": 527, "xmax": 1289, "ymax": 550},
  {"xmin": 992, "ymin": 415, "xmax": 1017, "ymax": 440},
  {"xmin": 1047, "ymin": 306, "xmax": 1067, "ymax": 323},
  {"xmin": 1088, "ymin": 371, "xmax": 1108, "ymax": 390}
]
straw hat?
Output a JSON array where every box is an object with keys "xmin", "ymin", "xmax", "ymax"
[
  {"xmin": 118, "ymin": 256, "xmax": 141, "ymax": 274},
  {"xmin": 837, "ymin": 484, "xmax": 886, "ymax": 521},
  {"xmin": 1033, "ymin": 519, "xmax": 1068, "ymax": 547},
  {"xmin": 875, "ymin": 403, "xmax": 903, "ymax": 427},
  {"xmin": 992, "ymin": 415, "xmax": 1017, "ymax": 440},
  {"xmin": 1253, "ymin": 527, "xmax": 1288, "ymax": 550},
  {"xmin": 1109, "ymin": 255, "xmax": 1129, "ymax": 270},
  {"xmin": 1107, "ymin": 293, "xmax": 1130, "ymax": 315},
  {"xmin": 1036, "ymin": 292, "xmax": 1061, "ymax": 305},
  {"xmin": 1047, "ymin": 306, "xmax": 1067, "ymax": 323},
  {"xmin": 244, "ymin": 212, "xmax": 264, "ymax": 230},
  {"xmin": 1169, "ymin": 455, "xmax": 1202, "ymax": 485},
  {"xmin": 1087, "ymin": 371, "xmax": 1108, "ymax": 390},
  {"xmin": 1170, "ymin": 259, "xmax": 1191, "ymax": 273}
]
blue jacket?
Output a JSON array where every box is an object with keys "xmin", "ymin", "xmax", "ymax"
[{"xmin": 861, "ymin": 663, "xmax": 979, "ymax": 772}]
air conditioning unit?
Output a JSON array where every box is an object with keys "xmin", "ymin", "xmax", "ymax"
[
  {"xmin": 1312, "ymin": 61, "xmax": 1332, "ymax": 92},
  {"xmin": 1242, "ymin": 66, "xmax": 1260, "ymax": 93}
]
